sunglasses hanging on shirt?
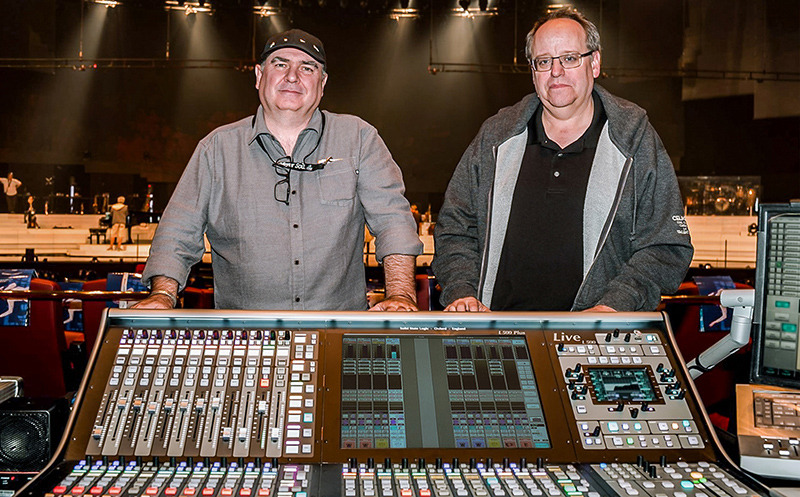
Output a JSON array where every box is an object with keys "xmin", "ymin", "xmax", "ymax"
[{"xmin": 257, "ymin": 113, "xmax": 343, "ymax": 204}]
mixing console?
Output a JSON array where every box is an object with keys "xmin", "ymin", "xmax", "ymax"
[{"xmin": 17, "ymin": 310, "xmax": 770, "ymax": 497}]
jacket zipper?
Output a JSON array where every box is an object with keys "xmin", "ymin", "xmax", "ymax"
[{"xmin": 571, "ymin": 155, "xmax": 634, "ymax": 310}]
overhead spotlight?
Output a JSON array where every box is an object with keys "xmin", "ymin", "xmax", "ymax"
[
  {"xmin": 184, "ymin": 4, "xmax": 195, "ymax": 14},
  {"xmin": 458, "ymin": 0, "xmax": 470, "ymax": 11},
  {"xmin": 478, "ymin": 0, "xmax": 487, "ymax": 11},
  {"xmin": 400, "ymin": 0, "xmax": 409, "ymax": 7}
]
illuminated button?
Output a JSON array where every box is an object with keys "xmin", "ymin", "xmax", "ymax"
[
  {"xmin": 71, "ymin": 486, "xmax": 86, "ymax": 495},
  {"xmin": 626, "ymin": 437, "xmax": 634, "ymax": 446},
  {"xmin": 221, "ymin": 489, "xmax": 234, "ymax": 496},
  {"xmin": 108, "ymin": 488, "xmax": 122, "ymax": 496},
  {"xmin": 779, "ymin": 449, "xmax": 791, "ymax": 456},
  {"xmin": 165, "ymin": 488, "xmax": 178, "ymax": 496},
  {"xmin": 401, "ymin": 490, "xmax": 413, "ymax": 497},
  {"xmin": 680, "ymin": 481, "xmax": 694, "ymax": 490},
  {"xmin": 633, "ymin": 423, "xmax": 642, "ymax": 431},
  {"xmin": 202, "ymin": 489, "xmax": 215, "ymax": 496},
  {"xmin": 671, "ymin": 422, "xmax": 680, "ymax": 431},
  {"xmin": 240, "ymin": 489, "xmax": 252, "ymax": 496},
  {"xmin": 258, "ymin": 490, "xmax": 270, "ymax": 496},
  {"xmin": 689, "ymin": 472, "xmax": 703, "ymax": 480},
  {"xmin": 621, "ymin": 423, "xmax": 630, "ymax": 431},
  {"xmin": 53, "ymin": 486, "xmax": 67, "ymax": 495},
  {"xmin": 146, "ymin": 488, "xmax": 159, "ymax": 496},
  {"xmin": 89, "ymin": 487, "xmax": 104, "ymax": 495},
  {"xmin": 607, "ymin": 422, "xmax": 619, "ymax": 433},
  {"xmin": 183, "ymin": 489, "xmax": 197, "ymax": 496},
  {"xmin": 303, "ymin": 413, "xmax": 313, "ymax": 422}
]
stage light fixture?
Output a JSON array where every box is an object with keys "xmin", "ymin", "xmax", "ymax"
[
  {"xmin": 400, "ymin": 0, "xmax": 409, "ymax": 8},
  {"xmin": 458, "ymin": 0, "xmax": 470, "ymax": 11},
  {"xmin": 478, "ymin": 0, "xmax": 487, "ymax": 11}
]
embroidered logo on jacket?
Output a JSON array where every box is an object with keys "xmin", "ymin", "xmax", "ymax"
[{"xmin": 672, "ymin": 215, "xmax": 690, "ymax": 235}]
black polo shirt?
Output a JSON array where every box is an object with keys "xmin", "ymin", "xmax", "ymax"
[{"xmin": 491, "ymin": 92, "xmax": 607, "ymax": 311}]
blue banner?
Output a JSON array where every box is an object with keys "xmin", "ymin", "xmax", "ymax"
[{"xmin": 0, "ymin": 269, "xmax": 36, "ymax": 326}]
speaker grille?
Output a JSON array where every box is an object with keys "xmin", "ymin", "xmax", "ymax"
[{"xmin": 0, "ymin": 411, "xmax": 50, "ymax": 472}]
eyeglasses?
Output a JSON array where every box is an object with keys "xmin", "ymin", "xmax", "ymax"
[
  {"xmin": 258, "ymin": 113, "xmax": 330, "ymax": 205},
  {"xmin": 531, "ymin": 51, "xmax": 594, "ymax": 72},
  {"xmin": 273, "ymin": 162, "xmax": 291, "ymax": 205}
]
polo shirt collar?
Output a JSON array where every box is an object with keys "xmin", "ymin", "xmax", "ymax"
[{"xmin": 528, "ymin": 90, "xmax": 605, "ymax": 152}]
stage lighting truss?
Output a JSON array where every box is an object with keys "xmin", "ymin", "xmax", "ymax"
[
  {"xmin": 389, "ymin": 8, "xmax": 420, "ymax": 20},
  {"xmin": 164, "ymin": 0, "xmax": 213, "ymax": 15},
  {"xmin": 90, "ymin": 0, "xmax": 121, "ymax": 7},
  {"xmin": 450, "ymin": 6, "xmax": 498, "ymax": 18},
  {"xmin": 253, "ymin": 4, "xmax": 285, "ymax": 17}
]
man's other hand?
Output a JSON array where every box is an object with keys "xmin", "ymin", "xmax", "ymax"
[
  {"xmin": 444, "ymin": 297, "xmax": 489, "ymax": 312},
  {"xmin": 581, "ymin": 304, "xmax": 617, "ymax": 312},
  {"xmin": 131, "ymin": 293, "xmax": 175, "ymax": 309},
  {"xmin": 369, "ymin": 295, "xmax": 418, "ymax": 312}
]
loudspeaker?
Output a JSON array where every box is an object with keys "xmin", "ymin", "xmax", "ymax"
[{"xmin": 0, "ymin": 397, "xmax": 69, "ymax": 473}]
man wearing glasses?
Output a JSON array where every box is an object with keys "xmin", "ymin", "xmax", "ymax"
[
  {"xmin": 137, "ymin": 29, "xmax": 422, "ymax": 311},
  {"xmin": 433, "ymin": 8, "xmax": 692, "ymax": 312}
]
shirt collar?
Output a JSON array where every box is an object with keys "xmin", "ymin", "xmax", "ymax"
[
  {"xmin": 248, "ymin": 106, "xmax": 324, "ymax": 160},
  {"xmin": 528, "ymin": 90, "xmax": 606, "ymax": 152}
]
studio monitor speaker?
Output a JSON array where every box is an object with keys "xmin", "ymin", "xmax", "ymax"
[{"xmin": 0, "ymin": 397, "xmax": 69, "ymax": 473}]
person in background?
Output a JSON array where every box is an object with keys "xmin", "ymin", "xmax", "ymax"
[
  {"xmin": 108, "ymin": 196, "xmax": 128, "ymax": 251},
  {"xmin": 432, "ymin": 7, "xmax": 692, "ymax": 313},
  {"xmin": 410, "ymin": 204, "xmax": 422, "ymax": 231},
  {"xmin": 136, "ymin": 29, "xmax": 422, "ymax": 311},
  {"xmin": 24, "ymin": 196, "xmax": 40, "ymax": 229},
  {"xmin": 0, "ymin": 172, "xmax": 22, "ymax": 214}
]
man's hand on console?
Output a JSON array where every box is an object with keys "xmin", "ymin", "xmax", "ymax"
[
  {"xmin": 370, "ymin": 295, "xmax": 418, "ymax": 312},
  {"xmin": 444, "ymin": 296, "xmax": 490, "ymax": 312},
  {"xmin": 132, "ymin": 275, "xmax": 179, "ymax": 309}
]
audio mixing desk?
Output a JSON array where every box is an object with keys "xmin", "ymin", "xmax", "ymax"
[{"xmin": 18, "ymin": 310, "xmax": 772, "ymax": 496}]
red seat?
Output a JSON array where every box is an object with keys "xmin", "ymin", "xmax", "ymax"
[
  {"xmin": 0, "ymin": 278, "xmax": 68, "ymax": 397},
  {"xmin": 416, "ymin": 274, "xmax": 432, "ymax": 311},
  {"xmin": 81, "ymin": 279, "xmax": 108, "ymax": 353},
  {"xmin": 184, "ymin": 287, "xmax": 214, "ymax": 309}
]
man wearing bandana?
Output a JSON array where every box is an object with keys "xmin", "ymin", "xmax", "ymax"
[{"xmin": 138, "ymin": 30, "xmax": 422, "ymax": 311}]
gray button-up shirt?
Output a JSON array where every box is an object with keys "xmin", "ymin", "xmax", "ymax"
[{"xmin": 142, "ymin": 107, "xmax": 422, "ymax": 310}]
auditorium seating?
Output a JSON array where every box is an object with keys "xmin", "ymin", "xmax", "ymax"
[{"xmin": 0, "ymin": 278, "xmax": 69, "ymax": 398}]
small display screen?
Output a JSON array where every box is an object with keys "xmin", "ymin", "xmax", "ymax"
[
  {"xmin": 588, "ymin": 367, "xmax": 658, "ymax": 403},
  {"xmin": 340, "ymin": 335, "xmax": 550, "ymax": 450}
]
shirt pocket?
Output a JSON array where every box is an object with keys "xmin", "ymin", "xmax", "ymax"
[{"xmin": 317, "ymin": 162, "xmax": 357, "ymax": 206}]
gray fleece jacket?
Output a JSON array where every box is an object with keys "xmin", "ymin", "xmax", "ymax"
[{"xmin": 432, "ymin": 85, "xmax": 693, "ymax": 311}]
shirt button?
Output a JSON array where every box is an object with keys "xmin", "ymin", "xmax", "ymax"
[
  {"xmin": 557, "ymin": 153, "xmax": 564, "ymax": 157},
  {"xmin": 294, "ymin": 260, "xmax": 299, "ymax": 265},
  {"xmin": 293, "ymin": 224, "xmax": 299, "ymax": 228},
  {"xmin": 295, "ymin": 297, "xmax": 300, "ymax": 302},
  {"xmin": 291, "ymin": 190, "xmax": 297, "ymax": 195},
  {"xmin": 554, "ymin": 171, "xmax": 560, "ymax": 177}
]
